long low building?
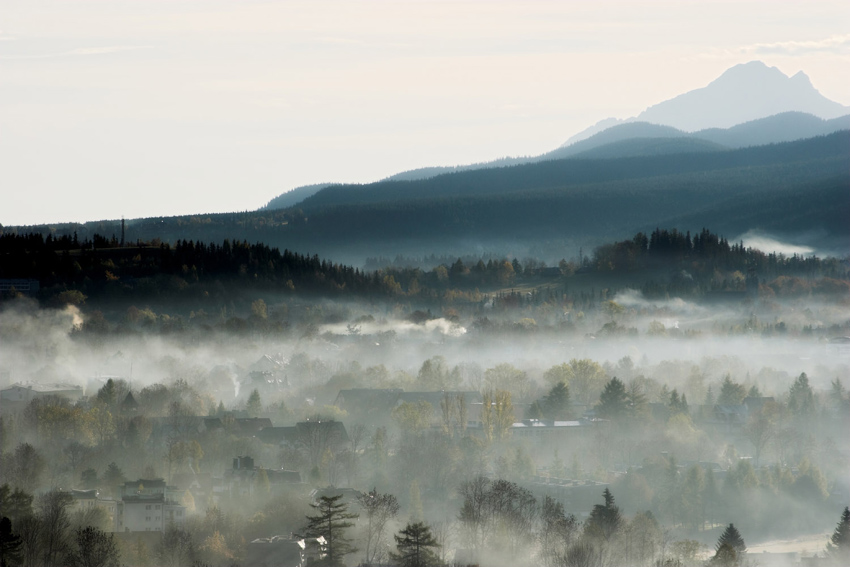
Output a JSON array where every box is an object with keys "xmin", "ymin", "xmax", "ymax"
[
  {"xmin": 1, "ymin": 382, "xmax": 84, "ymax": 404},
  {"xmin": 64, "ymin": 480, "xmax": 187, "ymax": 533}
]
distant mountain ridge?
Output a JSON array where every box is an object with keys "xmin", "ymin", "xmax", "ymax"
[
  {"xmin": 264, "ymin": 110, "xmax": 849, "ymax": 210},
  {"xmin": 261, "ymin": 61, "xmax": 849, "ymax": 211},
  {"xmin": 636, "ymin": 61, "xmax": 849, "ymax": 131},
  {"xmin": 546, "ymin": 112, "xmax": 850, "ymax": 160},
  {"xmin": 566, "ymin": 61, "xmax": 849, "ymax": 145},
  {"xmin": 295, "ymin": 132, "xmax": 849, "ymax": 211},
  {"xmin": 261, "ymin": 183, "xmax": 336, "ymax": 211},
  {"xmin": 9, "ymin": 132, "xmax": 850, "ymax": 265}
]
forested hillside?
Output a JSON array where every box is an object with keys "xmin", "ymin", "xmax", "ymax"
[
  {"xmin": 2, "ymin": 228, "xmax": 846, "ymax": 319},
  {"xmin": 4, "ymin": 132, "xmax": 848, "ymax": 264}
]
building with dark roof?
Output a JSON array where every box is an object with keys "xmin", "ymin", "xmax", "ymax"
[{"xmin": 257, "ymin": 420, "xmax": 349, "ymax": 447}]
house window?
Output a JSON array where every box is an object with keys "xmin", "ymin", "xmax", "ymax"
[
  {"xmin": 177, "ymin": 511, "xmax": 183, "ymax": 516},
  {"xmin": 146, "ymin": 517, "xmax": 151, "ymax": 521},
  {"xmin": 156, "ymin": 517, "xmax": 160, "ymax": 521},
  {"xmin": 155, "ymin": 505, "xmax": 161, "ymax": 510},
  {"xmin": 145, "ymin": 505, "xmax": 151, "ymax": 510}
]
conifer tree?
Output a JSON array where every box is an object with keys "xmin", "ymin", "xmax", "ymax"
[
  {"xmin": 596, "ymin": 378, "xmax": 628, "ymax": 419},
  {"xmin": 0, "ymin": 517, "xmax": 23, "ymax": 567},
  {"xmin": 585, "ymin": 488, "xmax": 622, "ymax": 541},
  {"xmin": 540, "ymin": 382, "xmax": 571, "ymax": 420},
  {"xmin": 390, "ymin": 522, "xmax": 441, "ymax": 567},
  {"xmin": 246, "ymin": 389, "xmax": 262, "ymax": 418},
  {"xmin": 303, "ymin": 495, "xmax": 358, "ymax": 567},
  {"xmin": 826, "ymin": 506, "xmax": 850, "ymax": 563},
  {"xmin": 713, "ymin": 523, "xmax": 746, "ymax": 565},
  {"xmin": 718, "ymin": 376, "xmax": 747, "ymax": 405}
]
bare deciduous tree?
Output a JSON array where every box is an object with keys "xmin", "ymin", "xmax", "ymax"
[{"xmin": 356, "ymin": 488, "xmax": 400, "ymax": 565}]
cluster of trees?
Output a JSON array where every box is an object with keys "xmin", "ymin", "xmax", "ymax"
[
  {"xmin": 6, "ymin": 132, "xmax": 848, "ymax": 263},
  {"xmin": 4, "ymin": 226, "xmax": 847, "ymax": 323},
  {"xmin": 0, "ymin": 489, "xmax": 120, "ymax": 567},
  {"xmin": 2, "ymin": 484, "xmax": 847, "ymax": 566},
  {"xmin": 0, "ymin": 233, "xmax": 405, "ymax": 305},
  {"xmin": 292, "ymin": 486, "xmax": 850, "ymax": 567},
  {"xmin": 593, "ymin": 228, "xmax": 849, "ymax": 297},
  {"xmin": 0, "ymin": 363, "xmax": 847, "ymax": 566}
]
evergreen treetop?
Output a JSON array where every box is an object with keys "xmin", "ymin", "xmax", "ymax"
[
  {"xmin": 303, "ymin": 494, "xmax": 359, "ymax": 567},
  {"xmin": 585, "ymin": 488, "xmax": 622, "ymax": 541},
  {"xmin": 716, "ymin": 523, "xmax": 746, "ymax": 555},
  {"xmin": 390, "ymin": 522, "xmax": 441, "ymax": 567},
  {"xmin": 596, "ymin": 377, "xmax": 628, "ymax": 419},
  {"xmin": 827, "ymin": 506, "xmax": 850, "ymax": 562}
]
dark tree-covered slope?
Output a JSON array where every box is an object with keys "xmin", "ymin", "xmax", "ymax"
[
  {"xmin": 296, "ymin": 132, "xmax": 848, "ymax": 210},
  {"xmin": 5, "ymin": 133, "xmax": 848, "ymax": 263},
  {"xmin": 268, "ymin": 112, "xmax": 847, "ymax": 203}
]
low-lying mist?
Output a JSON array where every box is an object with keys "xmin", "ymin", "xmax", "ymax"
[
  {"xmin": 2, "ymin": 293, "xmax": 848, "ymax": 404},
  {"xmin": 2, "ymin": 268, "xmax": 848, "ymax": 567}
]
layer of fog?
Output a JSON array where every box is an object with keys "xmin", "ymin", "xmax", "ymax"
[
  {"xmin": 2, "ymin": 293, "xmax": 848, "ymax": 407},
  {"xmin": 736, "ymin": 228, "xmax": 823, "ymax": 257}
]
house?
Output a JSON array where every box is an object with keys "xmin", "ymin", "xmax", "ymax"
[
  {"xmin": 148, "ymin": 416, "xmax": 223, "ymax": 441},
  {"xmin": 710, "ymin": 404, "xmax": 749, "ymax": 434},
  {"xmin": 222, "ymin": 456, "xmax": 301, "ymax": 498},
  {"xmin": 119, "ymin": 494, "xmax": 186, "ymax": 533},
  {"xmin": 0, "ymin": 382, "xmax": 84, "ymax": 404},
  {"xmin": 240, "ymin": 354, "xmax": 290, "ymax": 397},
  {"xmin": 0, "ymin": 382, "xmax": 85, "ymax": 414},
  {"xmin": 257, "ymin": 420, "xmax": 349, "ymax": 448},
  {"xmin": 170, "ymin": 472, "xmax": 215, "ymax": 506},
  {"xmin": 117, "ymin": 479, "xmax": 187, "ymax": 533},
  {"xmin": 309, "ymin": 487, "xmax": 362, "ymax": 507},
  {"xmin": 509, "ymin": 419, "xmax": 584, "ymax": 440},
  {"xmin": 65, "ymin": 489, "xmax": 120, "ymax": 532},
  {"xmin": 742, "ymin": 396, "xmax": 775, "ymax": 414},
  {"xmin": 463, "ymin": 418, "xmax": 586, "ymax": 451},
  {"xmin": 68, "ymin": 489, "xmax": 100, "ymax": 511},
  {"xmin": 246, "ymin": 536, "xmax": 307, "ymax": 567},
  {"xmin": 333, "ymin": 388, "xmax": 403, "ymax": 418},
  {"xmin": 233, "ymin": 417, "xmax": 273, "ymax": 435},
  {"xmin": 120, "ymin": 391, "xmax": 140, "ymax": 415}
]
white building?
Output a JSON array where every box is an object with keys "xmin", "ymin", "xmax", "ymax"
[
  {"xmin": 66, "ymin": 489, "xmax": 120, "ymax": 532},
  {"xmin": 117, "ymin": 479, "xmax": 187, "ymax": 533},
  {"xmin": 0, "ymin": 382, "xmax": 84, "ymax": 404}
]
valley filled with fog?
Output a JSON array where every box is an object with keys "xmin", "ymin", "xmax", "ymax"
[
  {"xmin": 2, "ymin": 10, "xmax": 849, "ymax": 564},
  {"xmin": 2, "ymin": 264, "xmax": 848, "ymax": 566}
]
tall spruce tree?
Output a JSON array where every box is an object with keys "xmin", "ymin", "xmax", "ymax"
[
  {"xmin": 713, "ymin": 523, "xmax": 746, "ymax": 566},
  {"xmin": 596, "ymin": 378, "xmax": 628, "ymax": 419},
  {"xmin": 541, "ymin": 382, "xmax": 571, "ymax": 420},
  {"xmin": 585, "ymin": 488, "xmax": 622, "ymax": 541},
  {"xmin": 826, "ymin": 506, "xmax": 850, "ymax": 563},
  {"xmin": 303, "ymin": 495, "xmax": 358, "ymax": 567},
  {"xmin": 718, "ymin": 376, "xmax": 746, "ymax": 406},
  {"xmin": 246, "ymin": 389, "xmax": 262, "ymax": 418},
  {"xmin": 390, "ymin": 522, "xmax": 441, "ymax": 567}
]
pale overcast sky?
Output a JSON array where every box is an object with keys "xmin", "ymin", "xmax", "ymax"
[{"xmin": 1, "ymin": 0, "xmax": 848, "ymax": 225}]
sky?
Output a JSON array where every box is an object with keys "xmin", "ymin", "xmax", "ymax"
[{"xmin": 1, "ymin": 0, "xmax": 849, "ymax": 226}]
